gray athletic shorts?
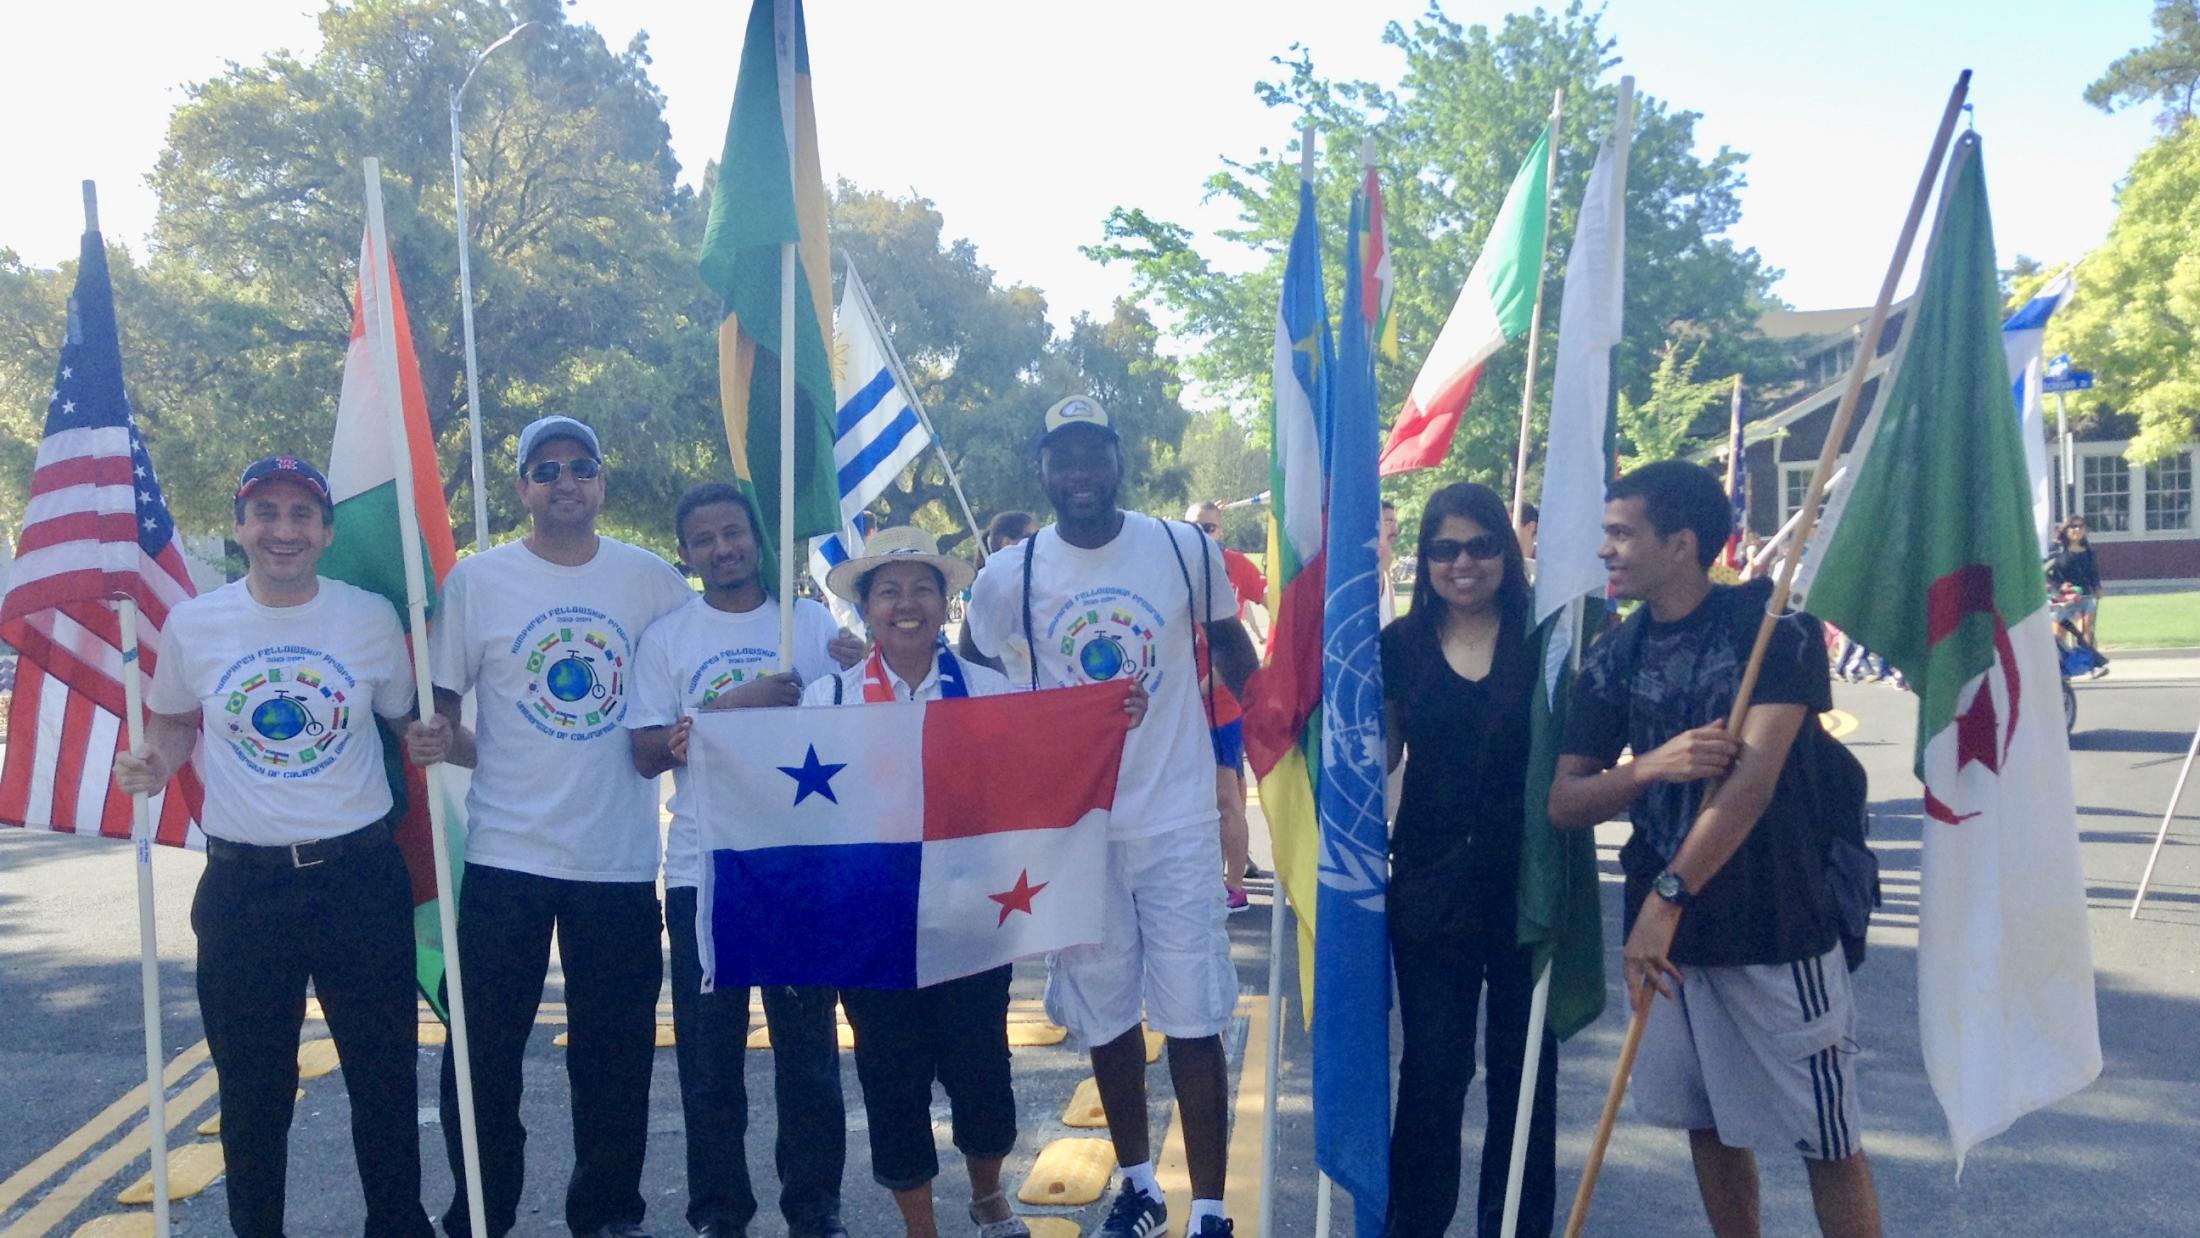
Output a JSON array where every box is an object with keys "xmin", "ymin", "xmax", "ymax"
[{"xmin": 1633, "ymin": 945, "xmax": 1863, "ymax": 1161}]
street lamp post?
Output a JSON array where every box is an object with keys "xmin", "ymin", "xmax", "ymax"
[{"xmin": 450, "ymin": 21, "xmax": 539, "ymax": 552}]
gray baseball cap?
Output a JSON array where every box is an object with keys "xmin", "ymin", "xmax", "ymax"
[{"xmin": 515, "ymin": 415, "xmax": 601, "ymax": 467}]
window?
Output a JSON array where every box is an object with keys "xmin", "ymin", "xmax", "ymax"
[
  {"xmin": 2146, "ymin": 453, "xmax": 2192, "ymax": 533},
  {"xmin": 1783, "ymin": 464, "xmax": 1812, "ymax": 525},
  {"xmin": 2081, "ymin": 454, "xmax": 2130, "ymax": 532}
]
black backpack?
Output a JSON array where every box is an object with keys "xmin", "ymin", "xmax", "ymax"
[{"xmin": 1612, "ymin": 583, "xmax": 1879, "ymax": 970}]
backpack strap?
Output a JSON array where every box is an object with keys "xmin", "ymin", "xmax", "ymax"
[
  {"xmin": 1163, "ymin": 519, "xmax": 1216, "ymax": 722},
  {"xmin": 1018, "ymin": 536, "xmax": 1040, "ymax": 691}
]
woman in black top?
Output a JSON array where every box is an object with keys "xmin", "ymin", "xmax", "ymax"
[
  {"xmin": 1380, "ymin": 483, "xmax": 1555, "ymax": 1238},
  {"xmin": 2047, "ymin": 515, "xmax": 2107, "ymax": 660}
]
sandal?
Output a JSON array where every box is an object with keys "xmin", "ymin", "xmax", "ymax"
[{"xmin": 969, "ymin": 1190, "xmax": 1031, "ymax": 1238}]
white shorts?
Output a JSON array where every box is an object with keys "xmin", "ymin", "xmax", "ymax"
[
  {"xmin": 1633, "ymin": 945, "xmax": 1864, "ymax": 1161},
  {"xmin": 1044, "ymin": 821, "xmax": 1236, "ymax": 1044}
]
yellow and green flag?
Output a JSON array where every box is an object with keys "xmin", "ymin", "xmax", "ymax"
[{"xmin": 698, "ymin": 0, "xmax": 839, "ymax": 587}]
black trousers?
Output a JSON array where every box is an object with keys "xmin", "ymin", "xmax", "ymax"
[
  {"xmin": 664, "ymin": 886, "xmax": 846, "ymax": 1234},
  {"xmin": 1385, "ymin": 926, "xmax": 1559, "ymax": 1238},
  {"xmin": 437, "ymin": 864, "xmax": 662, "ymax": 1237},
  {"xmin": 192, "ymin": 827, "xmax": 432, "ymax": 1238},
  {"xmin": 839, "ymin": 966, "xmax": 1016, "ymax": 1191}
]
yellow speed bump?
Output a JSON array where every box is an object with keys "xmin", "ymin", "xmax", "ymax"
[
  {"xmin": 116, "ymin": 1141, "xmax": 224, "ymax": 1204},
  {"xmin": 743, "ymin": 1023, "xmax": 858, "ymax": 1051},
  {"xmin": 1016, "ymin": 1137, "xmax": 1116, "ymax": 1206},
  {"xmin": 1061, "ymin": 1077, "xmax": 1108, "ymax": 1128},
  {"xmin": 70, "ymin": 1216, "xmax": 156, "ymax": 1237},
  {"xmin": 419, "ymin": 1021, "xmax": 448, "ymax": 1046},
  {"xmin": 1025, "ymin": 1219, "xmax": 1082, "ymax": 1238},
  {"xmin": 1007, "ymin": 1020, "xmax": 1068, "ymax": 1048},
  {"xmin": 296, "ymin": 1038, "xmax": 340, "ymax": 1079},
  {"xmin": 1821, "ymin": 709, "xmax": 1859, "ymax": 740},
  {"xmin": 1143, "ymin": 1028, "xmax": 1164, "ymax": 1064}
]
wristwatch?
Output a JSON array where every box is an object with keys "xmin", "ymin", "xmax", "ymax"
[{"xmin": 1652, "ymin": 869, "xmax": 1695, "ymax": 908}]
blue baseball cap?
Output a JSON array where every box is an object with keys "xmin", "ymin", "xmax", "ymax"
[
  {"xmin": 515, "ymin": 415, "xmax": 601, "ymax": 467},
  {"xmin": 234, "ymin": 455, "xmax": 333, "ymax": 512}
]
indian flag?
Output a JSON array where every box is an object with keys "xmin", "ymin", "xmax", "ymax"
[
  {"xmin": 1378, "ymin": 124, "xmax": 1549, "ymax": 475},
  {"xmin": 697, "ymin": 0, "xmax": 840, "ymax": 589},
  {"xmin": 320, "ymin": 219, "xmax": 467, "ymax": 1016},
  {"xmin": 1796, "ymin": 134, "xmax": 2100, "ymax": 1165}
]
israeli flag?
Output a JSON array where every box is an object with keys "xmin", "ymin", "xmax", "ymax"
[
  {"xmin": 2002, "ymin": 268, "xmax": 2075, "ymax": 552},
  {"xmin": 810, "ymin": 271, "xmax": 932, "ymax": 627}
]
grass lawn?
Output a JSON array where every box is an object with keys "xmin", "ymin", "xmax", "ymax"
[{"xmin": 2097, "ymin": 589, "xmax": 2200, "ymax": 650}]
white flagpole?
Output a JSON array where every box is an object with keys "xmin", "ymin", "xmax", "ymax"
[
  {"xmin": 1509, "ymin": 88, "xmax": 1564, "ymax": 525},
  {"xmin": 90, "ymin": 175, "xmax": 173, "ymax": 1237},
  {"xmin": 1257, "ymin": 895, "xmax": 1288, "ymax": 1235},
  {"xmin": 774, "ymin": 0, "xmax": 798, "ymax": 670},
  {"xmin": 2131, "ymin": 718, "xmax": 2199, "ymax": 916},
  {"xmin": 362, "ymin": 158, "xmax": 489, "ymax": 1238},
  {"xmin": 1314, "ymin": 1173, "xmax": 1334, "ymax": 1236},
  {"xmin": 842, "ymin": 259, "xmax": 988, "ymax": 562}
]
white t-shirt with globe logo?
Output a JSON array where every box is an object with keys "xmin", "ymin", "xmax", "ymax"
[
  {"xmin": 625, "ymin": 593, "xmax": 842, "ymax": 890},
  {"xmin": 429, "ymin": 537, "xmax": 695, "ymax": 882},
  {"xmin": 146, "ymin": 577, "xmax": 414, "ymax": 846},
  {"xmin": 965, "ymin": 513, "xmax": 1236, "ymax": 839}
]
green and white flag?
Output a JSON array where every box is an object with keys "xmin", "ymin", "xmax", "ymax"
[{"xmin": 1796, "ymin": 134, "xmax": 2100, "ymax": 1165}]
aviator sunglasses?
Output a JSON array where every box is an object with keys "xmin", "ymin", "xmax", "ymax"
[
  {"xmin": 526, "ymin": 457, "xmax": 602, "ymax": 484},
  {"xmin": 1423, "ymin": 532, "xmax": 1506, "ymax": 562}
]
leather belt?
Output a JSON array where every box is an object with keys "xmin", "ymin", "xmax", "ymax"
[{"xmin": 205, "ymin": 820, "xmax": 392, "ymax": 870}]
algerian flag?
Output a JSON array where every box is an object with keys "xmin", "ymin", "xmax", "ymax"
[
  {"xmin": 320, "ymin": 219, "xmax": 469, "ymax": 1017},
  {"xmin": 1797, "ymin": 134, "xmax": 2100, "ymax": 1165},
  {"xmin": 1378, "ymin": 125, "xmax": 1548, "ymax": 475}
]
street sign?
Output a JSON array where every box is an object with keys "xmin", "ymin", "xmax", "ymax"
[{"xmin": 2043, "ymin": 369, "xmax": 2094, "ymax": 394}]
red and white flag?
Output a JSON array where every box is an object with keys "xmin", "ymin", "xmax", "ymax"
[{"xmin": 1, "ymin": 229, "xmax": 202, "ymax": 846}]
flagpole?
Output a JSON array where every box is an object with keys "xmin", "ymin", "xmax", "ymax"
[
  {"xmin": 362, "ymin": 158, "xmax": 490, "ymax": 1238},
  {"xmin": 1563, "ymin": 69, "xmax": 1972, "ymax": 1238},
  {"xmin": 843, "ymin": 259, "xmax": 988, "ymax": 562},
  {"xmin": 87, "ymin": 177, "xmax": 174, "ymax": 1238},
  {"xmin": 2130, "ymin": 717, "xmax": 2199, "ymax": 916},
  {"xmin": 1509, "ymin": 88, "xmax": 1563, "ymax": 525},
  {"xmin": 770, "ymin": 0, "xmax": 800, "ymax": 669}
]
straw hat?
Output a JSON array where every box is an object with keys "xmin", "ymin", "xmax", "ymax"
[{"xmin": 824, "ymin": 526, "xmax": 975, "ymax": 605}]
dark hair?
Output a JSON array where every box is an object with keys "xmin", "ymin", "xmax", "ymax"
[
  {"xmin": 673, "ymin": 482, "xmax": 760, "ymax": 548},
  {"xmin": 233, "ymin": 489, "xmax": 334, "ymax": 527},
  {"xmin": 1606, "ymin": 460, "xmax": 1729, "ymax": 570},
  {"xmin": 1406, "ymin": 482, "xmax": 1530, "ymax": 642},
  {"xmin": 1380, "ymin": 499, "xmax": 1397, "ymax": 513},
  {"xmin": 1518, "ymin": 501, "xmax": 1539, "ymax": 525},
  {"xmin": 985, "ymin": 510, "xmax": 1037, "ymax": 552},
  {"xmin": 856, "ymin": 560, "xmax": 947, "ymax": 605}
]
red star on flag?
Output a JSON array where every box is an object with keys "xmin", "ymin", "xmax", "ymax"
[
  {"xmin": 988, "ymin": 869, "xmax": 1049, "ymax": 927},
  {"xmin": 1954, "ymin": 679, "xmax": 2002, "ymax": 773}
]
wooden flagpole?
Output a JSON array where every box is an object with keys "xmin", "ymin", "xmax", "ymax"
[
  {"xmin": 773, "ymin": 0, "xmax": 799, "ymax": 670},
  {"xmin": 1510, "ymin": 88, "xmax": 1564, "ymax": 526},
  {"xmin": 94, "ymin": 174, "xmax": 174, "ymax": 1237},
  {"xmin": 362, "ymin": 158, "xmax": 489, "ymax": 1238},
  {"xmin": 1562, "ymin": 69, "xmax": 1973, "ymax": 1238}
]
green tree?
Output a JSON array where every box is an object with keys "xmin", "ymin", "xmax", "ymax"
[
  {"xmin": 1616, "ymin": 340, "xmax": 1730, "ymax": 469},
  {"xmin": 2085, "ymin": 0, "xmax": 2200, "ymax": 131},
  {"xmin": 2047, "ymin": 120, "xmax": 2200, "ymax": 462},
  {"xmin": 0, "ymin": 250, "xmax": 68, "ymax": 528},
  {"xmin": 1084, "ymin": 1, "xmax": 1788, "ymax": 512},
  {"xmin": 1174, "ymin": 409, "xmax": 1270, "ymax": 549}
]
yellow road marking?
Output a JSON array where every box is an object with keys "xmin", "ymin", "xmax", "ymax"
[
  {"xmin": 1821, "ymin": 709, "xmax": 1859, "ymax": 739},
  {"xmin": 1007, "ymin": 1021, "xmax": 1068, "ymax": 1048},
  {"xmin": 1143, "ymin": 1028, "xmax": 1164, "ymax": 1064},
  {"xmin": 295, "ymin": 1038, "xmax": 339, "ymax": 1080},
  {"xmin": 114, "ymin": 1142, "xmax": 223, "ymax": 1205},
  {"xmin": 2, "ymin": 1069, "xmax": 221, "ymax": 1238},
  {"xmin": 1061, "ymin": 1078, "xmax": 1108, "ymax": 1128},
  {"xmin": 1016, "ymin": 1137, "xmax": 1116, "ymax": 1206},
  {"xmin": 66, "ymin": 1217, "xmax": 153, "ymax": 1238},
  {"xmin": 0, "ymin": 1041, "xmax": 210, "ymax": 1217},
  {"xmin": 1221, "ymin": 995, "xmax": 1272, "ymax": 1236}
]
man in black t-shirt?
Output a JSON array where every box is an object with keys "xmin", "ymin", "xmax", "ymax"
[{"xmin": 1550, "ymin": 461, "xmax": 1882, "ymax": 1238}]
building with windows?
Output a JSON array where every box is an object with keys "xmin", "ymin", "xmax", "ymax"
[{"xmin": 1708, "ymin": 303, "xmax": 2198, "ymax": 585}]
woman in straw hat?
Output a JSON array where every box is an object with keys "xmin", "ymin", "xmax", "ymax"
[{"xmin": 801, "ymin": 527, "xmax": 1146, "ymax": 1238}]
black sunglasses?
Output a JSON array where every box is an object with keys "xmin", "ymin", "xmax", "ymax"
[
  {"xmin": 1198, "ymin": 521, "xmax": 1221, "ymax": 535},
  {"xmin": 526, "ymin": 458, "xmax": 602, "ymax": 484},
  {"xmin": 1424, "ymin": 533, "xmax": 1506, "ymax": 563}
]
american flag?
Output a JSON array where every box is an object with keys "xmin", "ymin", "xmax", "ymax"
[
  {"xmin": 0, "ymin": 230, "xmax": 202, "ymax": 846},
  {"xmin": 1723, "ymin": 378, "xmax": 1750, "ymax": 571}
]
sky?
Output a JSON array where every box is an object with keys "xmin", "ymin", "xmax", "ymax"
[{"xmin": 0, "ymin": 0, "xmax": 2169, "ymax": 339}]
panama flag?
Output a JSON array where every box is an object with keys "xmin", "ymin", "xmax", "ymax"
[
  {"xmin": 1240, "ymin": 166, "xmax": 1332, "ymax": 1011},
  {"xmin": 808, "ymin": 264, "xmax": 930, "ymax": 627},
  {"xmin": 1798, "ymin": 135, "xmax": 2100, "ymax": 1165},
  {"xmin": 691, "ymin": 682, "xmax": 1129, "ymax": 989},
  {"xmin": 1378, "ymin": 124, "xmax": 1549, "ymax": 475},
  {"xmin": 2001, "ymin": 267, "xmax": 2075, "ymax": 552},
  {"xmin": 319, "ymin": 219, "xmax": 467, "ymax": 1013}
]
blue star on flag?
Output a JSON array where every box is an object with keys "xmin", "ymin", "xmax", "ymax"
[{"xmin": 779, "ymin": 744, "xmax": 846, "ymax": 806}]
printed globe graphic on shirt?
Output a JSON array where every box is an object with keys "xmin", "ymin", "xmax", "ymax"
[
  {"xmin": 512, "ymin": 605, "xmax": 634, "ymax": 740},
  {"xmin": 215, "ymin": 645, "xmax": 361, "ymax": 779},
  {"xmin": 1043, "ymin": 586, "xmax": 1167, "ymax": 694}
]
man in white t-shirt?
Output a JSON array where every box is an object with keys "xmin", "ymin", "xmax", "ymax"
[
  {"xmin": 626, "ymin": 483, "xmax": 858, "ymax": 1238},
  {"xmin": 411, "ymin": 416, "xmax": 695, "ymax": 1238},
  {"xmin": 118, "ymin": 455, "xmax": 432, "ymax": 1238},
  {"xmin": 958, "ymin": 397, "xmax": 1261, "ymax": 1238}
]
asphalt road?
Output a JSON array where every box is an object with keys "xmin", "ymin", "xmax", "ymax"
[{"xmin": 2, "ymin": 654, "xmax": 2196, "ymax": 1236}]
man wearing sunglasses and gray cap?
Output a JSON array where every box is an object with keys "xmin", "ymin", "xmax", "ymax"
[{"xmin": 408, "ymin": 415, "xmax": 694, "ymax": 1238}]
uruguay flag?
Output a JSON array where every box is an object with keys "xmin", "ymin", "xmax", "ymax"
[
  {"xmin": 809, "ymin": 263, "xmax": 932, "ymax": 622},
  {"xmin": 690, "ymin": 681, "xmax": 1130, "ymax": 989},
  {"xmin": 2001, "ymin": 268, "xmax": 2075, "ymax": 553}
]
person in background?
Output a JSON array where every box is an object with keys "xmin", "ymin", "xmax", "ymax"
[
  {"xmin": 1515, "ymin": 501, "xmax": 1540, "ymax": 568},
  {"xmin": 1378, "ymin": 499, "xmax": 1401, "ymax": 628},
  {"xmin": 2047, "ymin": 515, "xmax": 2108, "ymax": 671},
  {"xmin": 984, "ymin": 511, "xmax": 1038, "ymax": 555},
  {"xmin": 1380, "ymin": 482, "xmax": 1558, "ymax": 1238},
  {"xmin": 1187, "ymin": 501, "xmax": 1265, "ymax": 908}
]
